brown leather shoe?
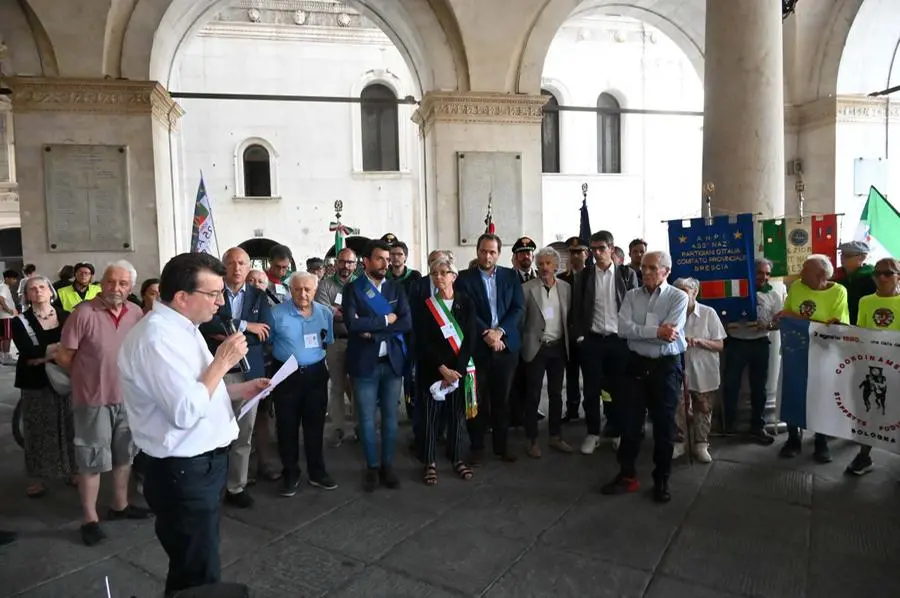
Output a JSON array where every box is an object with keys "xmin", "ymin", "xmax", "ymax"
[
  {"xmin": 526, "ymin": 440, "xmax": 542, "ymax": 459},
  {"xmin": 548, "ymin": 436, "xmax": 574, "ymax": 454}
]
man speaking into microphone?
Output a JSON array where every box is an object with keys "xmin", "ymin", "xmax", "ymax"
[{"xmin": 119, "ymin": 253, "xmax": 270, "ymax": 596}]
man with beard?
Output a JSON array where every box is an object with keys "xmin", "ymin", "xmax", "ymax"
[
  {"xmin": 314, "ymin": 247, "xmax": 359, "ymax": 447},
  {"xmin": 344, "ymin": 240, "xmax": 412, "ymax": 491},
  {"xmin": 57, "ymin": 260, "xmax": 151, "ymax": 546}
]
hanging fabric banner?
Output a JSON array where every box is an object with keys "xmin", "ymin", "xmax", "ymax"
[
  {"xmin": 668, "ymin": 213, "xmax": 757, "ymax": 323},
  {"xmin": 780, "ymin": 317, "xmax": 900, "ymax": 454},
  {"xmin": 760, "ymin": 214, "xmax": 838, "ymax": 277}
]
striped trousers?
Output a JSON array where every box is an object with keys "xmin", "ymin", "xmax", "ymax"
[{"xmin": 423, "ymin": 387, "xmax": 467, "ymax": 465}]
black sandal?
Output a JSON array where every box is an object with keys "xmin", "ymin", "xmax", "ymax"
[
  {"xmin": 454, "ymin": 461, "xmax": 474, "ymax": 481},
  {"xmin": 424, "ymin": 464, "xmax": 438, "ymax": 486}
]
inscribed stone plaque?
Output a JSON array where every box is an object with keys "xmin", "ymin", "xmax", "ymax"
[
  {"xmin": 43, "ymin": 144, "xmax": 133, "ymax": 252},
  {"xmin": 457, "ymin": 152, "xmax": 522, "ymax": 246}
]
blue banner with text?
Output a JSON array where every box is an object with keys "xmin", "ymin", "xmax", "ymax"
[{"xmin": 668, "ymin": 214, "xmax": 757, "ymax": 323}]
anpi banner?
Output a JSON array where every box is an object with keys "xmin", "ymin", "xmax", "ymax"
[{"xmin": 780, "ymin": 317, "xmax": 900, "ymax": 453}]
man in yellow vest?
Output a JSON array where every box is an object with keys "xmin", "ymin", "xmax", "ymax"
[{"xmin": 58, "ymin": 262, "xmax": 101, "ymax": 313}]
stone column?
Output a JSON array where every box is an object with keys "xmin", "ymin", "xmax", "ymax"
[
  {"xmin": 702, "ymin": 0, "xmax": 785, "ymax": 217},
  {"xmin": 413, "ymin": 92, "xmax": 546, "ymax": 261},
  {"xmin": 9, "ymin": 77, "xmax": 183, "ymax": 278}
]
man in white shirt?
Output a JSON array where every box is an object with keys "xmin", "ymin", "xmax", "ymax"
[
  {"xmin": 673, "ymin": 278, "xmax": 726, "ymax": 463},
  {"xmin": 119, "ymin": 252, "xmax": 269, "ymax": 596}
]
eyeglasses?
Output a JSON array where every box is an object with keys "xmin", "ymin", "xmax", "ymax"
[
  {"xmin": 192, "ymin": 289, "xmax": 224, "ymax": 300},
  {"xmin": 874, "ymin": 270, "xmax": 899, "ymax": 277}
]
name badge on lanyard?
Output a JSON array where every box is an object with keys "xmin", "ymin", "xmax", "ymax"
[{"xmin": 304, "ymin": 333, "xmax": 320, "ymax": 349}]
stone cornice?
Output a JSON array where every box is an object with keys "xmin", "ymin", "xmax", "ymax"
[
  {"xmin": 786, "ymin": 95, "xmax": 900, "ymax": 130},
  {"xmin": 7, "ymin": 77, "xmax": 184, "ymax": 129},
  {"xmin": 413, "ymin": 92, "xmax": 547, "ymax": 129},
  {"xmin": 199, "ymin": 22, "xmax": 389, "ymax": 45}
]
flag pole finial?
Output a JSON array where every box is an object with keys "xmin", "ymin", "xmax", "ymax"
[{"xmin": 703, "ymin": 181, "xmax": 715, "ymax": 225}]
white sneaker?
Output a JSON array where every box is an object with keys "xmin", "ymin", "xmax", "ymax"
[
  {"xmin": 580, "ymin": 434, "xmax": 601, "ymax": 455},
  {"xmin": 672, "ymin": 442, "xmax": 686, "ymax": 460},
  {"xmin": 693, "ymin": 442, "xmax": 713, "ymax": 463}
]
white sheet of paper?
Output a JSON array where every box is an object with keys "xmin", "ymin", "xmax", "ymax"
[
  {"xmin": 645, "ymin": 313, "xmax": 660, "ymax": 327},
  {"xmin": 542, "ymin": 306, "xmax": 555, "ymax": 320},
  {"xmin": 238, "ymin": 355, "xmax": 299, "ymax": 420},
  {"xmin": 304, "ymin": 333, "xmax": 319, "ymax": 349},
  {"xmin": 334, "ymin": 292, "xmax": 343, "ymax": 306}
]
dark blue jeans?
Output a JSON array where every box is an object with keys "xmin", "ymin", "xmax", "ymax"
[
  {"xmin": 144, "ymin": 449, "xmax": 228, "ymax": 595},
  {"xmin": 582, "ymin": 333, "xmax": 628, "ymax": 436},
  {"xmin": 617, "ymin": 353, "xmax": 682, "ymax": 482},
  {"xmin": 722, "ymin": 337, "xmax": 770, "ymax": 431},
  {"xmin": 354, "ymin": 362, "xmax": 403, "ymax": 468}
]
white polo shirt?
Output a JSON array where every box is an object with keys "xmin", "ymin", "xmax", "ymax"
[
  {"xmin": 684, "ymin": 302, "xmax": 727, "ymax": 393},
  {"xmin": 118, "ymin": 301, "xmax": 239, "ymax": 458}
]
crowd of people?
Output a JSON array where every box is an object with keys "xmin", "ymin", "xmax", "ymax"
[{"xmin": 0, "ymin": 230, "xmax": 897, "ymax": 596}]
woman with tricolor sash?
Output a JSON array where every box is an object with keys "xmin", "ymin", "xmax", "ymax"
[
  {"xmin": 845, "ymin": 257, "xmax": 900, "ymax": 476},
  {"xmin": 416, "ymin": 255, "xmax": 477, "ymax": 485}
]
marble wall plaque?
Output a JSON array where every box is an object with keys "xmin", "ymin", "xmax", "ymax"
[
  {"xmin": 457, "ymin": 151, "xmax": 522, "ymax": 246},
  {"xmin": 43, "ymin": 144, "xmax": 133, "ymax": 252}
]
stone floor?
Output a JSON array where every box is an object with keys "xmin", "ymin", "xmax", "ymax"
[{"xmin": 0, "ymin": 366, "xmax": 899, "ymax": 598}]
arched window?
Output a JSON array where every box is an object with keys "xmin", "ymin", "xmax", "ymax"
[
  {"xmin": 242, "ymin": 144, "xmax": 272, "ymax": 197},
  {"xmin": 596, "ymin": 92, "xmax": 622, "ymax": 174},
  {"xmin": 541, "ymin": 90, "xmax": 561, "ymax": 174},
  {"xmin": 360, "ymin": 84, "xmax": 399, "ymax": 172}
]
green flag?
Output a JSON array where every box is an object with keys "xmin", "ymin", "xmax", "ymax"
[{"xmin": 856, "ymin": 186, "xmax": 900, "ymax": 259}]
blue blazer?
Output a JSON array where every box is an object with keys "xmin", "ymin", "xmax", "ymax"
[
  {"xmin": 455, "ymin": 265, "xmax": 524, "ymax": 356},
  {"xmin": 199, "ymin": 284, "xmax": 273, "ymax": 379},
  {"xmin": 343, "ymin": 275, "xmax": 412, "ymax": 378}
]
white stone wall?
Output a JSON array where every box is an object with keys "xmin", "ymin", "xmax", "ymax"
[
  {"xmin": 174, "ymin": 21, "xmax": 421, "ymax": 264},
  {"xmin": 541, "ymin": 15, "xmax": 704, "ymax": 250}
]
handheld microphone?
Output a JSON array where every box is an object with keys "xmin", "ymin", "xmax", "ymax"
[{"xmin": 221, "ymin": 317, "xmax": 250, "ymax": 374}]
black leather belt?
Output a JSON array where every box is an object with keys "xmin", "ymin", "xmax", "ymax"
[{"xmin": 150, "ymin": 445, "xmax": 228, "ymax": 463}]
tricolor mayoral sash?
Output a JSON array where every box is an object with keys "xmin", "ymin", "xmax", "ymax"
[
  {"xmin": 425, "ymin": 296, "xmax": 478, "ymax": 420},
  {"xmin": 780, "ymin": 317, "xmax": 900, "ymax": 453}
]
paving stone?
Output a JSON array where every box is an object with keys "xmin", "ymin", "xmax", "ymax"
[
  {"xmin": 484, "ymin": 545, "xmax": 650, "ymax": 598},
  {"xmin": 14, "ymin": 556, "xmax": 164, "ymax": 598},
  {"xmin": 296, "ymin": 494, "xmax": 438, "ymax": 562},
  {"xmin": 660, "ymin": 495, "xmax": 810, "ymax": 598},
  {"xmin": 0, "ymin": 520, "xmax": 156, "ymax": 595},
  {"xmin": 379, "ymin": 520, "xmax": 528, "ymax": 595},
  {"xmin": 223, "ymin": 533, "xmax": 364, "ymax": 598},
  {"xmin": 810, "ymin": 509, "xmax": 900, "ymax": 564},
  {"xmin": 540, "ymin": 485, "xmax": 696, "ymax": 571},
  {"xmin": 807, "ymin": 552, "xmax": 900, "ymax": 598},
  {"xmin": 702, "ymin": 460, "xmax": 813, "ymax": 506},
  {"xmin": 121, "ymin": 515, "xmax": 280, "ymax": 579},
  {"xmin": 643, "ymin": 576, "xmax": 745, "ymax": 598},
  {"xmin": 812, "ymin": 470, "xmax": 900, "ymax": 522},
  {"xmin": 328, "ymin": 566, "xmax": 466, "ymax": 597}
]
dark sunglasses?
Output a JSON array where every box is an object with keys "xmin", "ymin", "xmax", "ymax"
[{"xmin": 874, "ymin": 270, "xmax": 899, "ymax": 277}]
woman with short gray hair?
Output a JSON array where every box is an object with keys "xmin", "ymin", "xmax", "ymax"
[{"xmin": 11, "ymin": 274, "xmax": 75, "ymax": 498}]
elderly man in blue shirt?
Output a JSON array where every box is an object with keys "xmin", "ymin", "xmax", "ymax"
[
  {"xmin": 601, "ymin": 250, "xmax": 688, "ymax": 504},
  {"xmin": 268, "ymin": 271, "xmax": 336, "ymax": 497}
]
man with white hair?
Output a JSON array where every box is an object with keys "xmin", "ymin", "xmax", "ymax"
[
  {"xmin": 269, "ymin": 271, "xmax": 336, "ymax": 496},
  {"xmin": 57, "ymin": 260, "xmax": 150, "ymax": 546},
  {"xmin": 779, "ymin": 253, "xmax": 849, "ymax": 462},
  {"xmin": 601, "ymin": 251, "xmax": 688, "ymax": 503}
]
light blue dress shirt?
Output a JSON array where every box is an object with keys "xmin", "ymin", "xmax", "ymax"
[
  {"xmin": 617, "ymin": 282, "xmax": 688, "ymax": 358},
  {"xmin": 270, "ymin": 301, "xmax": 334, "ymax": 366},
  {"xmin": 225, "ymin": 284, "xmax": 247, "ymax": 332},
  {"xmin": 479, "ymin": 269, "xmax": 499, "ymax": 328}
]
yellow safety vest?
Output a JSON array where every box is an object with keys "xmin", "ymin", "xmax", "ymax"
[{"xmin": 57, "ymin": 284, "xmax": 101, "ymax": 313}]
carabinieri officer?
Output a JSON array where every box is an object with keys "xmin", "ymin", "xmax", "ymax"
[{"xmin": 268, "ymin": 271, "xmax": 336, "ymax": 497}]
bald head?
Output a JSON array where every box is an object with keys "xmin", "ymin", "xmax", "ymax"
[
  {"xmin": 335, "ymin": 247, "xmax": 358, "ymax": 280},
  {"xmin": 224, "ymin": 247, "xmax": 251, "ymax": 289}
]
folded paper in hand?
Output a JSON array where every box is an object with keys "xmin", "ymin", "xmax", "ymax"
[{"xmin": 238, "ymin": 355, "xmax": 298, "ymax": 420}]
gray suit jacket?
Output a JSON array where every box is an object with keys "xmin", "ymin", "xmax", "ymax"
[{"xmin": 520, "ymin": 278, "xmax": 570, "ymax": 363}]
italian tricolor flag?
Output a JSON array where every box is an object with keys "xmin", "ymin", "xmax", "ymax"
[
  {"xmin": 761, "ymin": 215, "xmax": 838, "ymax": 277},
  {"xmin": 699, "ymin": 279, "xmax": 750, "ymax": 300}
]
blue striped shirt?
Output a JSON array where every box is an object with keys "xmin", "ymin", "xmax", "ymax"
[{"xmin": 617, "ymin": 282, "xmax": 688, "ymax": 358}]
